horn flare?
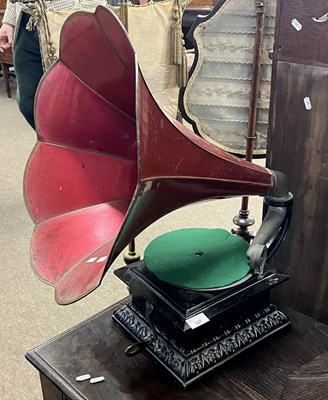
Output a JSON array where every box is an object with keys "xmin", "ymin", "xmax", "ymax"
[{"xmin": 24, "ymin": 6, "xmax": 273, "ymax": 304}]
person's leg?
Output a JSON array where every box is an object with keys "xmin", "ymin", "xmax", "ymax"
[{"xmin": 13, "ymin": 12, "xmax": 44, "ymax": 130}]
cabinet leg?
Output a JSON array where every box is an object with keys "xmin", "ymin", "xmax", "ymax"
[{"xmin": 40, "ymin": 374, "xmax": 69, "ymax": 400}]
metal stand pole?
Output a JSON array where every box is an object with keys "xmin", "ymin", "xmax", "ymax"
[{"xmin": 232, "ymin": 1, "xmax": 266, "ymax": 242}]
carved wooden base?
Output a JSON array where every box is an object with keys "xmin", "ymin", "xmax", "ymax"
[{"xmin": 113, "ymin": 301, "xmax": 290, "ymax": 387}]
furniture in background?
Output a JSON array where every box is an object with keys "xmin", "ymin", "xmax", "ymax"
[
  {"xmin": 267, "ymin": 0, "xmax": 328, "ymax": 323},
  {"xmin": 0, "ymin": 0, "xmax": 14, "ymax": 98}
]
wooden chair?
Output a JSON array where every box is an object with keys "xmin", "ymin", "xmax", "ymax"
[
  {"xmin": 0, "ymin": 0, "xmax": 14, "ymax": 98},
  {"xmin": 0, "ymin": 56, "xmax": 13, "ymax": 98}
]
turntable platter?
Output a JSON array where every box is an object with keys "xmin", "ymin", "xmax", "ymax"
[{"xmin": 144, "ymin": 228, "xmax": 250, "ymax": 290}]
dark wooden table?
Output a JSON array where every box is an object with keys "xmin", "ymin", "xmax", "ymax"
[{"xmin": 26, "ymin": 301, "xmax": 328, "ymax": 400}]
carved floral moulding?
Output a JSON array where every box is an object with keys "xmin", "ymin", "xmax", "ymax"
[{"xmin": 113, "ymin": 301, "xmax": 290, "ymax": 386}]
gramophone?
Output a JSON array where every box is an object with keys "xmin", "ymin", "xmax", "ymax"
[{"xmin": 24, "ymin": 6, "xmax": 293, "ymax": 386}]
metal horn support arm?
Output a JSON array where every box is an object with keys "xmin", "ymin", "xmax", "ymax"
[{"xmin": 247, "ymin": 170, "xmax": 293, "ymax": 274}]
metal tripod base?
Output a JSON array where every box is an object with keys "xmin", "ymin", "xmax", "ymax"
[{"xmin": 113, "ymin": 301, "xmax": 290, "ymax": 387}]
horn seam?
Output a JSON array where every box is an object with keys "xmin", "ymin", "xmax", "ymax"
[
  {"xmin": 140, "ymin": 177, "xmax": 271, "ymax": 187},
  {"xmin": 34, "ymin": 141, "xmax": 138, "ymax": 162},
  {"xmin": 31, "ymin": 198, "xmax": 133, "ymax": 226},
  {"xmin": 57, "ymin": 60, "xmax": 136, "ymax": 122}
]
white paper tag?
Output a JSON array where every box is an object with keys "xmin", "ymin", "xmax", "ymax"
[
  {"xmin": 90, "ymin": 376, "xmax": 105, "ymax": 384},
  {"xmin": 186, "ymin": 313, "xmax": 210, "ymax": 330},
  {"xmin": 76, "ymin": 374, "xmax": 91, "ymax": 382},
  {"xmin": 291, "ymin": 18, "xmax": 302, "ymax": 31},
  {"xmin": 303, "ymin": 97, "xmax": 312, "ymax": 110},
  {"xmin": 312, "ymin": 13, "xmax": 328, "ymax": 23}
]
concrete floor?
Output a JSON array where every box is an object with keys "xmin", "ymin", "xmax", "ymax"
[{"xmin": 0, "ymin": 76, "xmax": 265, "ymax": 399}]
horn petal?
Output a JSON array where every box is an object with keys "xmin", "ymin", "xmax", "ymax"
[{"xmin": 24, "ymin": 6, "xmax": 273, "ymax": 304}]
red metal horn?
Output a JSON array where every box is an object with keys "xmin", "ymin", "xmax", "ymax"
[{"xmin": 24, "ymin": 6, "xmax": 273, "ymax": 305}]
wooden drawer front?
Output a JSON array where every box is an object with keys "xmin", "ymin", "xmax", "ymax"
[
  {"xmin": 276, "ymin": 0, "xmax": 328, "ymax": 67},
  {"xmin": 267, "ymin": 61, "xmax": 328, "ymax": 321}
]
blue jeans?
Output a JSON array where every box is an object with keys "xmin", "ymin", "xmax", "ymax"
[{"xmin": 13, "ymin": 12, "xmax": 43, "ymax": 130}]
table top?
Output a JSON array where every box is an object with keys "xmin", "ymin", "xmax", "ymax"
[{"xmin": 26, "ymin": 300, "xmax": 328, "ymax": 400}]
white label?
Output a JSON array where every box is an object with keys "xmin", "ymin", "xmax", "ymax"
[
  {"xmin": 97, "ymin": 256, "xmax": 107, "ymax": 263},
  {"xmin": 304, "ymin": 97, "xmax": 312, "ymax": 110},
  {"xmin": 90, "ymin": 376, "xmax": 105, "ymax": 384},
  {"xmin": 76, "ymin": 374, "xmax": 91, "ymax": 382},
  {"xmin": 186, "ymin": 313, "xmax": 210, "ymax": 330},
  {"xmin": 291, "ymin": 18, "xmax": 302, "ymax": 31}
]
